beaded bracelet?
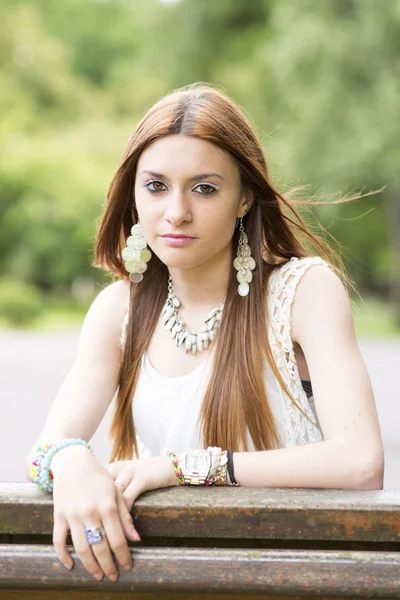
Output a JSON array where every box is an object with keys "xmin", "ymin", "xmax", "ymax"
[
  {"xmin": 167, "ymin": 450, "xmax": 185, "ymax": 486},
  {"xmin": 31, "ymin": 438, "xmax": 94, "ymax": 493}
]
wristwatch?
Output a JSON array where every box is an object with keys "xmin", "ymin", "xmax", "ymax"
[{"xmin": 179, "ymin": 446, "xmax": 222, "ymax": 485}]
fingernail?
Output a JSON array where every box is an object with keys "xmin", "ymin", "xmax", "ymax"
[
  {"xmin": 131, "ymin": 529, "xmax": 141, "ymax": 542},
  {"xmin": 94, "ymin": 572, "xmax": 103, "ymax": 581},
  {"xmin": 108, "ymin": 573, "xmax": 118, "ymax": 582},
  {"xmin": 63, "ymin": 562, "xmax": 73, "ymax": 570},
  {"xmin": 123, "ymin": 563, "xmax": 132, "ymax": 571}
]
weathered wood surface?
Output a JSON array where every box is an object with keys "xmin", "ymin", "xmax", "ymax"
[
  {"xmin": 1, "ymin": 483, "xmax": 400, "ymax": 598},
  {"xmin": 1, "ymin": 545, "xmax": 400, "ymax": 596},
  {"xmin": 2, "ymin": 594, "xmax": 396, "ymax": 600},
  {"xmin": 1, "ymin": 483, "xmax": 400, "ymax": 543}
]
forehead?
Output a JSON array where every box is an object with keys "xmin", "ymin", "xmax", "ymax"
[{"xmin": 136, "ymin": 134, "xmax": 239, "ymax": 180}]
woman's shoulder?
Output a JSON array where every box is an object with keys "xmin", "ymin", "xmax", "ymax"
[
  {"xmin": 289, "ymin": 259, "xmax": 350, "ymax": 346},
  {"xmin": 267, "ymin": 255, "xmax": 350, "ymax": 343},
  {"xmin": 268, "ymin": 255, "xmax": 333, "ymax": 294},
  {"xmin": 267, "ymin": 256, "xmax": 340, "ymax": 338},
  {"xmin": 81, "ymin": 279, "xmax": 130, "ymax": 347},
  {"xmin": 92, "ymin": 279, "xmax": 130, "ymax": 314}
]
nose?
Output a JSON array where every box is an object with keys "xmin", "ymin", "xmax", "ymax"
[{"xmin": 164, "ymin": 188, "xmax": 192, "ymax": 226}]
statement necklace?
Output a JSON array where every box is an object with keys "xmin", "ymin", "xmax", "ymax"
[{"xmin": 162, "ymin": 276, "xmax": 225, "ymax": 354}]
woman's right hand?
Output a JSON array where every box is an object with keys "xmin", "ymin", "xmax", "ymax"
[{"xmin": 51, "ymin": 445, "xmax": 141, "ymax": 582}]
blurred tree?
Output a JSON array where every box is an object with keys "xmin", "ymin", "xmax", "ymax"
[
  {"xmin": 168, "ymin": 0, "xmax": 399, "ymax": 313},
  {"xmin": 0, "ymin": 0, "xmax": 399, "ymax": 320}
]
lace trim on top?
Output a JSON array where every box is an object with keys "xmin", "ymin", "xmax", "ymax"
[
  {"xmin": 119, "ymin": 256, "xmax": 331, "ymax": 448},
  {"xmin": 267, "ymin": 256, "xmax": 331, "ymax": 447}
]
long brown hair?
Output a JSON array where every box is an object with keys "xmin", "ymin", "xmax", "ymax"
[{"xmin": 94, "ymin": 82, "xmax": 360, "ymax": 462}]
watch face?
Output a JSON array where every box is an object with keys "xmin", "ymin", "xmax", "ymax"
[{"xmin": 182, "ymin": 450, "xmax": 209, "ymax": 476}]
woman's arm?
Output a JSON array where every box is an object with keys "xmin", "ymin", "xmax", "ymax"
[
  {"xmin": 234, "ymin": 265, "xmax": 384, "ymax": 490},
  {"xmin": 26, "ymin": 279, "xmax": 130, "ymax": 478}
]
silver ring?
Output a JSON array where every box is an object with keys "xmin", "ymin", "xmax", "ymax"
[{"xmin": 85, "ymin": 526, "xmax": 106, "ymax": 546}]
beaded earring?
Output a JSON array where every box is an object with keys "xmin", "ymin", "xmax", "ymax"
[
  {"xmin": 121, "ymin": 221, "xmax": 152, "ymax": 283},
  {"xmin": 234, "ymin": 217, "xmax": 255, "ymax": 296}
]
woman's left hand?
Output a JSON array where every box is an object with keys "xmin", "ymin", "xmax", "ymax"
[{"xmin": 105, "ymin": 456, "xmax": 179, "ymax": 512}]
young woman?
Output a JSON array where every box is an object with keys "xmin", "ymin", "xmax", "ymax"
[{"xmin": 27, "ymin": 83, "xmax": 384, "ymax": 583}]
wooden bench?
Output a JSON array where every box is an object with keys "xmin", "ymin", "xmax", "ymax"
[{"xmin": 0, "ymin": 482, "xmax": 399, "ymax": 599}]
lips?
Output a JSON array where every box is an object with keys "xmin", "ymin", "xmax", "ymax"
[
  {"xmin": 161, "ymin": 234, "xmax": 195, "ymax": 239},
  {"xmin": 160, "ymin": 234, "xmax": 197, "ymax": 247}
]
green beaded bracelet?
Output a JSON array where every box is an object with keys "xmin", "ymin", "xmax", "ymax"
[
  {"xmin": 31, "ymin": 438, "xmax": 94, "ymax": 493},
  {"xmin": 167, "ymin": 450, "xmax": 185, "ymax": 486}
]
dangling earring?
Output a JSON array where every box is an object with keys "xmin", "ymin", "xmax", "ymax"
[
  {"xmin": 234, "ymin": 217, "xmax": 255, "ymax": 296},
  {"xmin": 121, "ymin": 221, "xmax": 152, "ymax": 283}
]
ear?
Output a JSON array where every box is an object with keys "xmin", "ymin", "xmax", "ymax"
[{"xmin": 237, "ymin": 188, "xmax": 254, "ymax": 219}]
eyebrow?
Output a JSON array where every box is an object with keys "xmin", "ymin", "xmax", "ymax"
[{"xmin": 139, "ymin": 170, "xmax": 225, "ymax": 182}]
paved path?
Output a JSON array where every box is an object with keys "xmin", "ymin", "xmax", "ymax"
[{"xmin": 1, "ymin": 330, "xmax": 398, "ymax": 488}]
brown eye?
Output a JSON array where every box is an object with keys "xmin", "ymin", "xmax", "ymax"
[
  {"xmin": 146, "ymin": 181, "xmax": 166, "ymax": 192},
  {"xmin": 195, "ymin": 183, "xmax": 217, "ymax": 194}
]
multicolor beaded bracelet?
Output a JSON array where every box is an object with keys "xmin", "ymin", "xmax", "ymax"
[
  {"xmin": 31, "ymin": 438, "xmax": 94, "ymax": 493},
  {"xmin": 167, "ymin": 450, "xmax": 185, "ymax": 486}
]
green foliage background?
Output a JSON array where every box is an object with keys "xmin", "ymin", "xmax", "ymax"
[{"xmin": 1, "ymin": 0, "xmax": 399, "ymax": 329}]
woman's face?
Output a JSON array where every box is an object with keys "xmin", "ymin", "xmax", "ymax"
[{"xmin": 133, "ymin": 134, "xmax": 250, "ymax": 270}]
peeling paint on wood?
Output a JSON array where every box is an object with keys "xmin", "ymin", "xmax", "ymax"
[
  {"xmin": 1, "ymin": 545, "xmax": 400, "ymax": 595},
  {"xmin": 1, "ymin": 483, "xmax": 399, "ymax": 598},
  {"xmin": 1, "ymin": 483, "xmax": 399, "ymax": 542}
]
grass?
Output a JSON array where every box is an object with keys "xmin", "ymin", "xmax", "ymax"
[
  {"xmin": 351, "ymin": 296, "xmax": 400, "ymax": 338},
  {"xmin": 0, "ymin": 299, "xmax": 89, "ymax": 332},
  {"xmin": 1, "ymin": 295, "xmax": 399, "ymax": 338},
  {"xmin": 32, "ymin": 304, "xmax": 89, "ymax": 331}
]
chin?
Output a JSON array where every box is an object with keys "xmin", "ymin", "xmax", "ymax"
[
  {"xmin": 156, "ymin": 252, "xmax": 206, "ymax": 271},
  {"xmin": 160, "ymin": 257, "xmax": 199, "ymax": 270}
]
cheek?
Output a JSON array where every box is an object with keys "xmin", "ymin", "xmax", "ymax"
[
  {"xmin": 204, "ymin": 209, "xmax": 236, "ymax": 242},
  {"xmin": 133, "ymin": 187, "xmax": 145, "ymax": 217},
  {"xmin": 133, "ymin": 192, "xmax": 157, "ymax": 234}
]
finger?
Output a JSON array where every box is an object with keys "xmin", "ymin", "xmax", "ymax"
[
  {"xmin": 105, "ymin": 464, "xmax": 118, "ymax": 478},
  {"xmin": 111, "ymin": 462, "xmax": 139, "ymax": 489},
  {"xmin": 53, "ymin": 515, "xmax": 74, "ymax": 570},
  {"xmin": 106, "ymin": 461, "xmax": 128, "ymax": 479},
  {"xmin": 115, "ymin": 487, "xmax": 141, "ymax": 542},
  {"xmin": 112, "ymin": 466, "xmax": 138, "ymax": 497},
  {"xmin": 114, "ymin": 480, "xmax": 126, "ymax": 490},
  {"xmin": 100, "ymin": 502, "xmax": 134, "ymax": 571},
  {"xmin": 69, "ymin": 519, "xmax": 109, "ymax": 581},
  {"xmin": 122, "ymin": 479, "xmax": 143, "ymax": 514},
  {"xmin": 86, "ymin": 522, "xmax": 122, "ymax": 583}
]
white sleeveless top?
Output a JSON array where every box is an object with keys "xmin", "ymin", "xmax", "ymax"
[{"xmin": 119, "ymin": 256, "xmax": 330, "ymax": 458}]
